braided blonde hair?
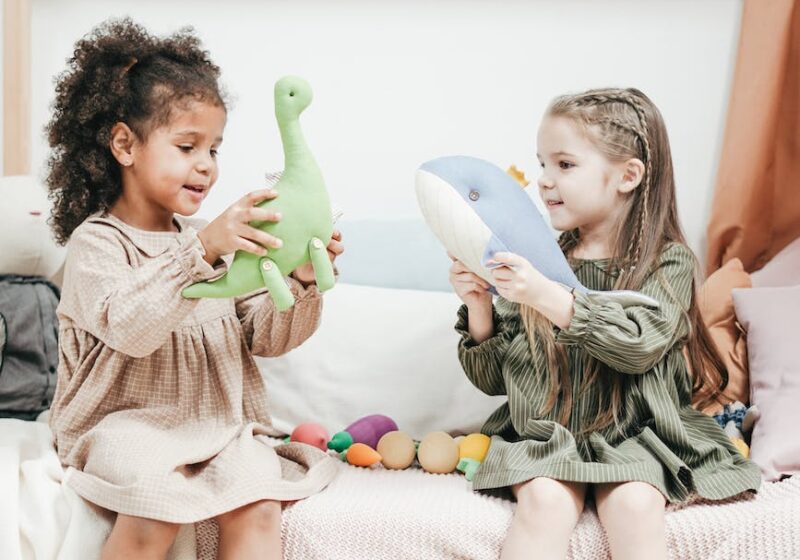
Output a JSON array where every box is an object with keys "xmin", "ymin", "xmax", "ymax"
[{"xmin": 520, "ymin": 88, "xmax": 728, "ymax": 433}]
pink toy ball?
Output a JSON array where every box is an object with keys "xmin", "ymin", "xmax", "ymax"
[{"xmin": 290, "ymin": 422, "xmax": 330, "ymax": 451}]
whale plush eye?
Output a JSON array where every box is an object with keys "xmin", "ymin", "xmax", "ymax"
[{"xmin": 469, "ymin": 190, "xmax": 480, "ymax": 201}]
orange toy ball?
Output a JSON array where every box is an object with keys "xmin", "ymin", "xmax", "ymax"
[
  {"xmin": 290, "ymin": 422, "xmax": 330, "ymax": 451},
  {"xmin": 346, "ymin": 443, "xmax": 382, "ymax": 467},
  {"xmin": 377, "ymin": 431, "xmax": 416, "ymax": 469},
  {"xmin": 417, "ymin": 431, "xmax": 459, "ymax": 474}
]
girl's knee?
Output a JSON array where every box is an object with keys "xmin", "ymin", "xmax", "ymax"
[
  {"xmin": 248, "ymin": 500, "xmax": 282, "ymax": 532},
  {"xmin": 514, "ymin": 478, "xmax": 584, "ymax": 519},
  {"xmin": 598, "ymin": 482, "xmax": 665, "ymax": 519},
  {"xmin": 112, "ymin": 515, "xmax": 179, "ymax": 552},
  {"xmin": 219, "ymin": 500, "xmax": 282, "ymax": 534}
]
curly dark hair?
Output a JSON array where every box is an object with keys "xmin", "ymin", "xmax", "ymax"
[{"xmin": 46, "ymin": 18, "xmax": 226, "ymax": 244}]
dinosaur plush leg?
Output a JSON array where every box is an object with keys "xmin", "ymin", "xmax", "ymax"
[
  {"xmin": 309, "ymin": 238, "xmax": 335, "ymax": 292},
  {"xmin": 259, "ymin": 258, "xmax": 295, "ymax": 311}
]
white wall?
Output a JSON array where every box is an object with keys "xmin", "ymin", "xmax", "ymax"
[{"xmin": 27, "ymin": 0, "xmax": 743, "ymax": 258}]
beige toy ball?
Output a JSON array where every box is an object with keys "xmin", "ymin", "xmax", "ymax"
[
  {"xmin": 0, "ymin": 176, "xmax": 65, "ymax": 278},
  {"xmin": 377, "ymin": 431, "xmax": 416, "ymax": 470},
  {"xmin": 417, "ymin": 431, "xmax": 459, "ymax": 474}
]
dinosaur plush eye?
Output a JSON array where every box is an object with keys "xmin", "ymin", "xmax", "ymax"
[{"xmin": 289, "ymin": 91, "xmax": 295, "ymax": 97}]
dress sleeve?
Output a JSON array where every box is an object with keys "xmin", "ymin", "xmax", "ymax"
[
  {"xmin": 555, "ymin": 243, "xmax": 695, "ymax": 374},
  {"xmin": 61, "ymin": 223, "xmax": 225, "ymax": 358},
  {"xmin": 455, "ymin": 298, "xmax": 520, "ymax": 396},
  {"xmin": 235, "ymin": 276, "xmax": 323, "ymax": 357}
]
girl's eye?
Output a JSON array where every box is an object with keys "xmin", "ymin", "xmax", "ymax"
[
  {"xmin": 539, "ymin": 161, "xmax": 545, "ymax": 169},
  {"xmin": 210, "ymin": 149, "xmax": 219, "ymax": 158},
  {"xmin": 559, "ymin": 161, "xmax": 574, "ymax": 170},
  {"xmin": 179, "ymin": 145, "xmax": 193, "ymax": 153}
]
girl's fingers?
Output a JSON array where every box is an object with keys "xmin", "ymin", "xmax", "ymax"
[
  {"xmin": 332, "ymin": 230, "xmax": 342, "ymax": 242},
  {"xmin": 248, "ymin": 207, "xmax": 282, "ymax": 223},
  {"xmin": 237, "ymin": 238, "xmax": 269, "ymax": 257},
  {"xmin": 327, "ymin": 240, "xmax": 344, "ymax": 257},
  {"xmin": 241, "ymin": 225, "xmax": 283, "ymax": 249},
  {"xmin": 455, "ymin": 278, "xmax": 487, "ymax": 293},
  {"xmin": 492, "ymin": 251, "xmax": 521, "ymax": 267},
  {"xmin": 491, "ymin": 267, "xmax": 514, "ymax": 281},
  {"xmin": 450, "ymin": 260, "xmax": 471, "ymax": 274},
  {"xmin": 245, "ymin": 189, "xmax": 279, "ymax": 205},
  {"xmin": 454, "ymin": 271, "xmax": 490, "ymax": 289}
]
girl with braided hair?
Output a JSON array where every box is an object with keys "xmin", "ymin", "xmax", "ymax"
[
  {"xmin": 450, "ymin": 88, "xmax": 760, "ymax": 559},
  {"xmin": 46, "ymin": 19, "xmax": 341, "ymax": 559}
]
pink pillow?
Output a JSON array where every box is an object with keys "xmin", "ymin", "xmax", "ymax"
[
  {"xmin": 732, "ymin": 285, "xmax": 800, "ymax": 481},
  {"xmin": 750, "ymin": 236, "xmax": 800, "ymax": 287}
]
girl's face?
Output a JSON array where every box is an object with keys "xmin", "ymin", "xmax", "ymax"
[
  {"xmin": 536, "ymin": 115, "xmax": 630, "ymax": 236},
  {"xmin": 127, "ymin": 100, "xmax": 226, "ymax": 220}
]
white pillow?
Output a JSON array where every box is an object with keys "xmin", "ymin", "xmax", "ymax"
[{"xmin": 256, "ymin": 283, "xmax": 506, "ymax": 440}]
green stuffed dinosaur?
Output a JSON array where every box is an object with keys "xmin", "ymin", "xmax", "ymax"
[{"xmin": 182, "ymin": 76, "xmax": 335, "ymax": 310}]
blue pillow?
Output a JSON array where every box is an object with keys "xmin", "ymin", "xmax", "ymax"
[{"xmin": 335, "ymin": 219, "xmax": 452, "ymax": 292}]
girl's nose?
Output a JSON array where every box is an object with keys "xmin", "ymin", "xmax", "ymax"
[
  {"xmin": 196, "ymin": 156, "xmax": 212, "ymax": 174},
  {"xmin": 538, "ymin": 173, "xmax": 554, "ymax": 190}
]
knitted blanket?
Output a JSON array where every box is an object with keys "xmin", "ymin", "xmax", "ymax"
[
  {"xmin": 3, "ymin": 419, "xmax": 798, "ymax": 559},
  {"xmin": 196, "ymin": 456, "xmax": 800, "ymax": 559}
]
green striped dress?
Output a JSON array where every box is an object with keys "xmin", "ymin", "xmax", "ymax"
[{"xmin": 456, "ymin": 242, "xmax": 761, "ymax": 503}]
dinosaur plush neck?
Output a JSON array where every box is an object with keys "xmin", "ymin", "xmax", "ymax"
[{"xmin": 182, "ymin": 76, "xmax": 335, "ymax": 309}]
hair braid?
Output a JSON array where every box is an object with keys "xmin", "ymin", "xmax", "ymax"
[
  {"xmin": 570, "ymin": 90, "xmax": 657, "ymax": 281},
  {"xmin": 617, "ymin": 92, "xmax": 653, "ymax": 276}
]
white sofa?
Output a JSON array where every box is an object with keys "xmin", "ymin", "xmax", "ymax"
[{"xmin": 3, "ymin": 220, "xmax": 799, "ymax": 559}]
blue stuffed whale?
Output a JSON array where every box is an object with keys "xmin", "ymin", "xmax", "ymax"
[{"xmin": 415, "ymin": 155, "xmax": 658, "ymax": 308}]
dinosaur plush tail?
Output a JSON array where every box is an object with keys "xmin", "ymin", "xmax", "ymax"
[{"xmin": 182, "ymin": 274, "xmax": 235, "ymax": 299}]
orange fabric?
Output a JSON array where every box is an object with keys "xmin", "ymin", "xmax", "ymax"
[
  {"xmin": 694, "ymin": 258, "xmax": 751, "ymax": 415},
  {"xmin": 706, "ymin": 0, "xmax": 800, "ymax": 275}
]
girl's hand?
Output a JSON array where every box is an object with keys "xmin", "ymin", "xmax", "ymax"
[
  {"xmin": 198, "ymin": 189, "xmax": 283, "ymax": 265},
  {"xmin": 292, "ymin": 230, "xmax": 344, "ymax": 286},
  {"xmin": 489, "ymin": 252, "xmax": 548, "ymax": 307},
  {"xmin": 449, "ymin": 256, "xmax": 492, "ymax": 311}
]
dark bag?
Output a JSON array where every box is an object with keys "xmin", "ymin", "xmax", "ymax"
[{"xmin": 0, "ymin": 275, "xmax": 60, "ymax": 419}]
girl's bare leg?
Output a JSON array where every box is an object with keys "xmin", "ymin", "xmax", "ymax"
[
  {"xmin": 595, "ymin": 481, "xmax": 668, "ymax": 560},
  {"xmin": 500, "ymin": 477, "xmax": 587, "ymax": 560},
  {"xmin": 101, "ymin": 514, "xmax": 180, "ymax": 560},
  {"xmin": 216, "ymin": 500, "xmax": 283, "ymax": 560}
]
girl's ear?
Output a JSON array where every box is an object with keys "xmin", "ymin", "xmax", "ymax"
[
  {"xmin": 617, "ymin": 158, "xmax": 645, "ymax": 194},
  {"xmin": 110, "ymin": 122, "xmax": 136, "ymax": 167}
]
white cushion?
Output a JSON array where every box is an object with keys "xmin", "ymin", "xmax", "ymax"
[
  {"xmin": 0, "ymin": 176, "xmax": 65, "ymax": 278},
  {"xmin": 256, "ymin": 283, "xmax": 506, "ymax": 439}
]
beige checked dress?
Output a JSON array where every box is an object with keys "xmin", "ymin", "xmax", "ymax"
[
  {"xmin": 49, "ymin": 213, "xmax": 338, "ymax": 522},
  {"xmin": 457, "ymin": 242, "xmax": 761, "ymax": 503}
]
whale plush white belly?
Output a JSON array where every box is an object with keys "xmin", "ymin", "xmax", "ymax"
[{"xmin": 415, "ymin": 155, "xmax": 659, "ymax": 308}]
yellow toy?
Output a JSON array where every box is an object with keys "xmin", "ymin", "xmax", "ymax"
[{"xmin": 456, "ymin": 433, "xmax": 491, "ymax": 481}]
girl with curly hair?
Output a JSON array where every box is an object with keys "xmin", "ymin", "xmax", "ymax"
[{"xmin": 46, "ymin": 18, "xmax": 342, "ymax": 559}]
